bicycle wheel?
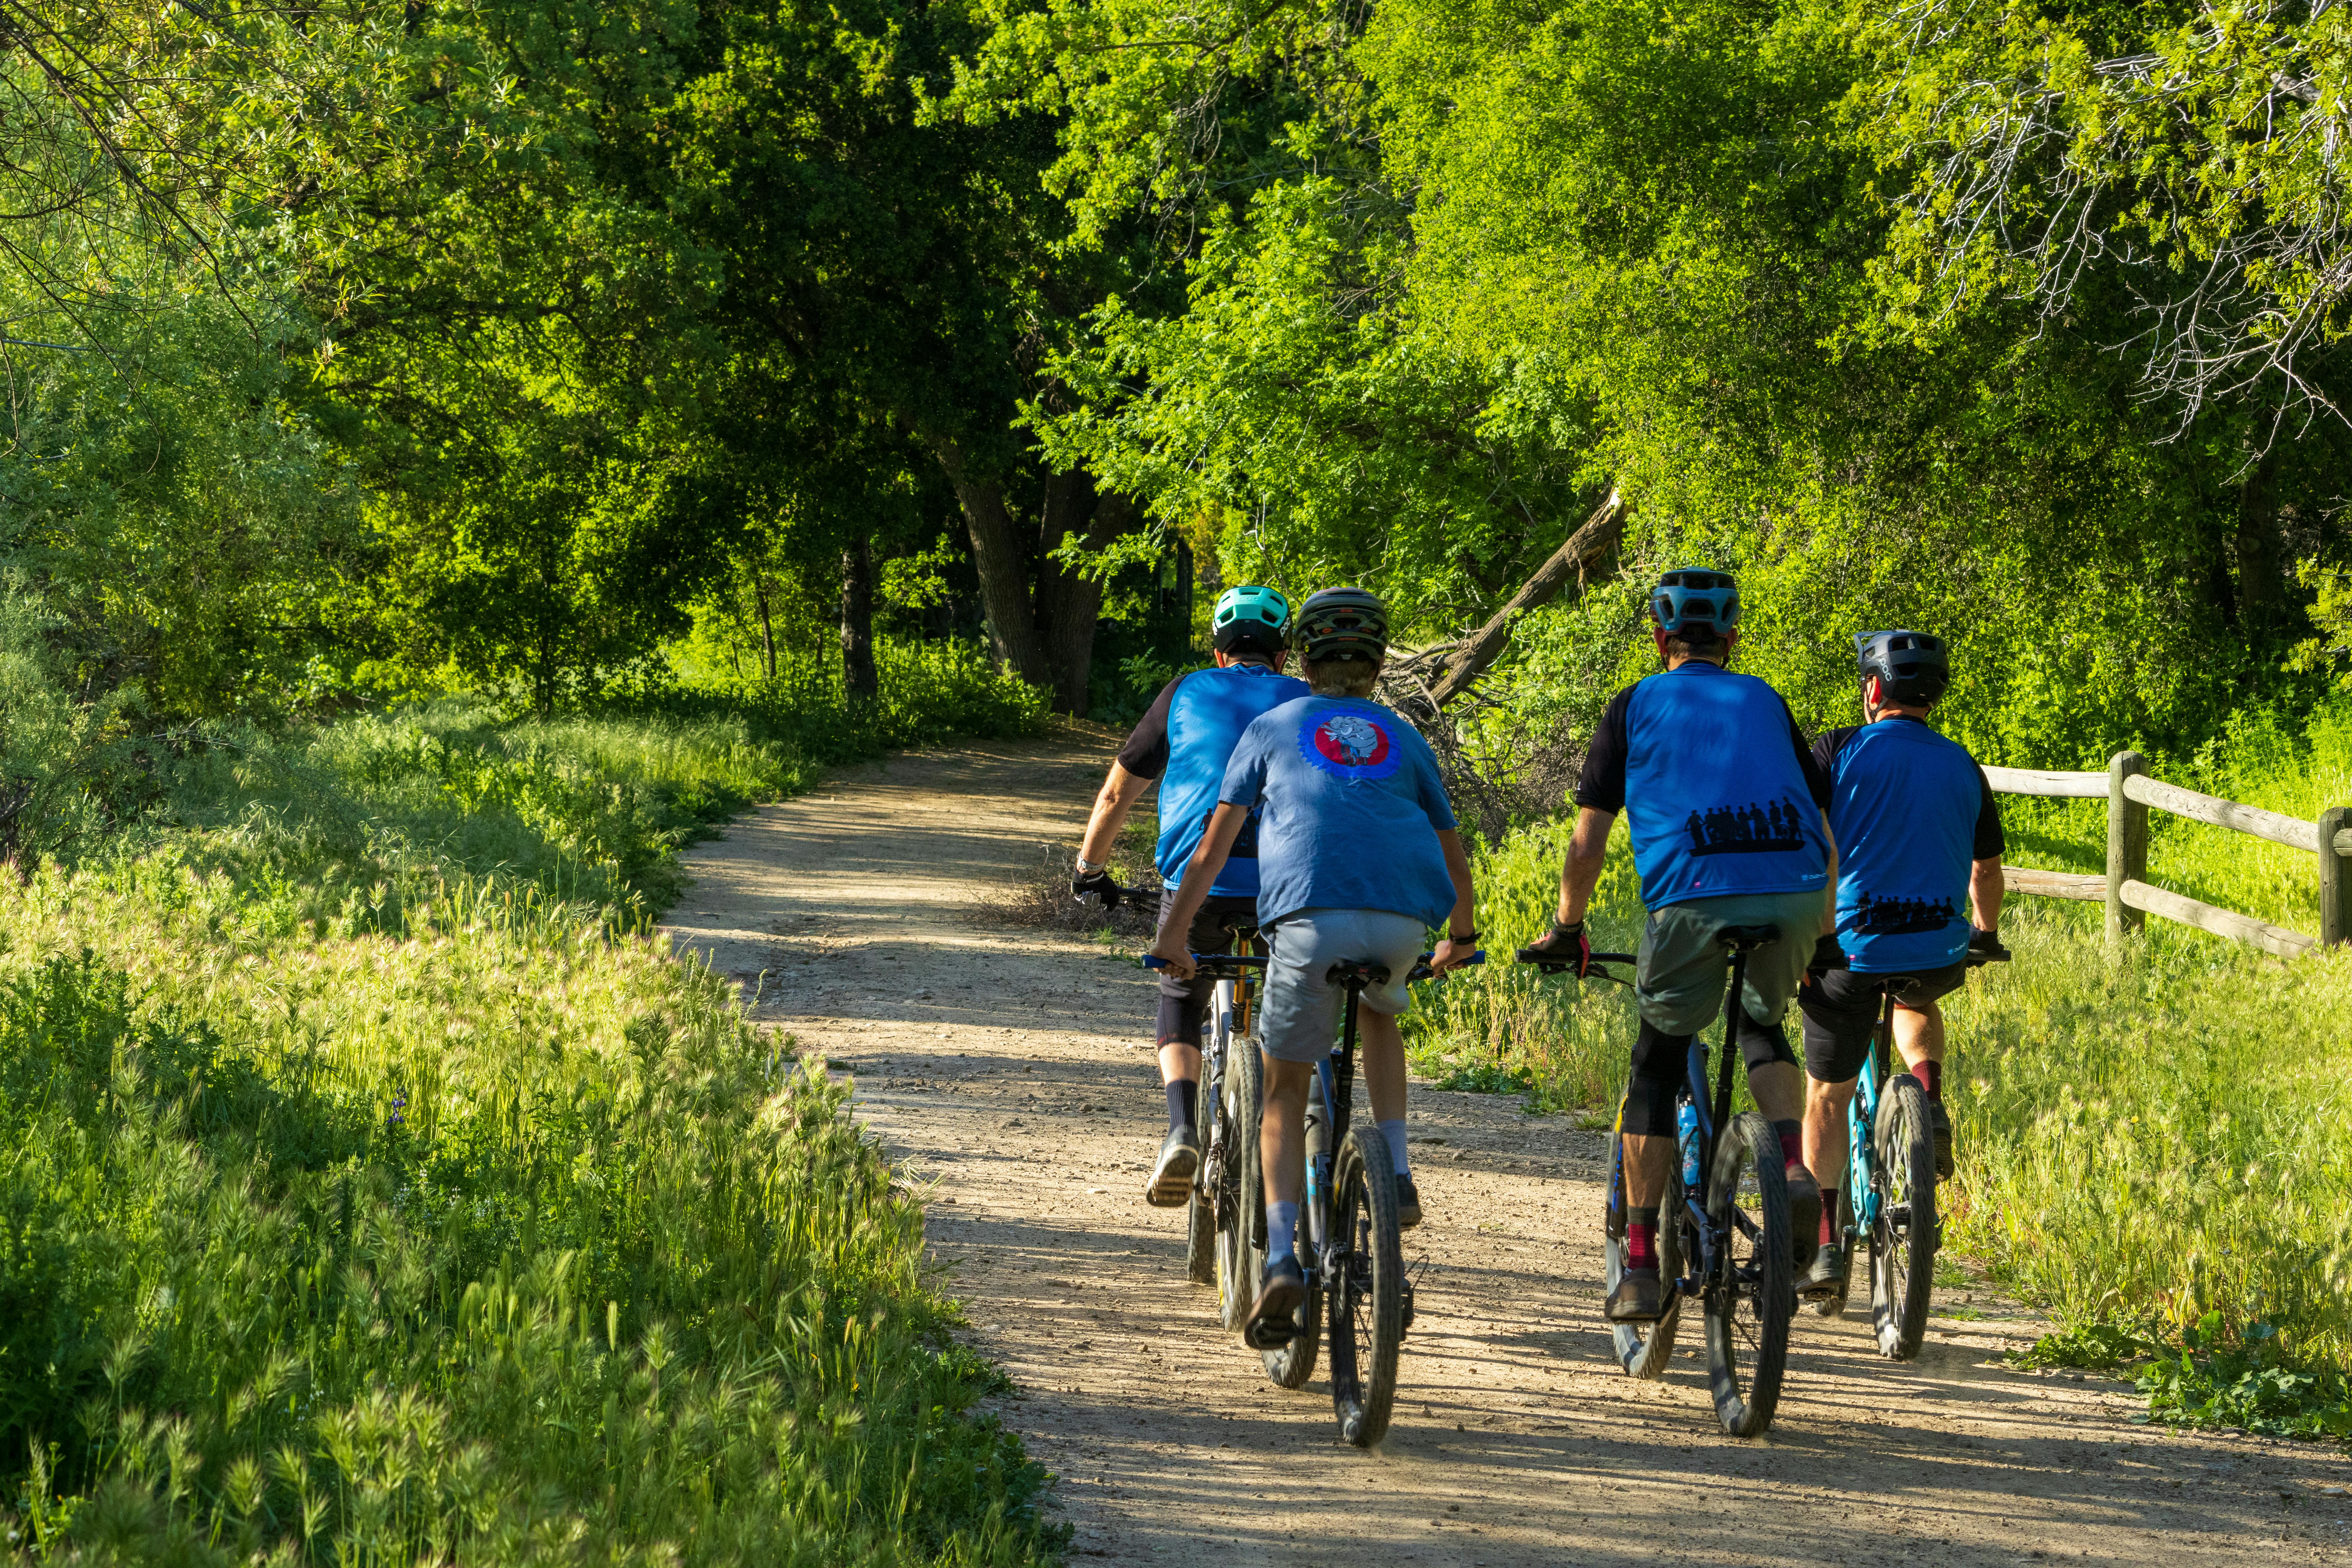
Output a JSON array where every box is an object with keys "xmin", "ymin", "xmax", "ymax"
[
  {"xmin": 1327, "ymin": 1125, "xmax": 1403, "ymax": 1445},
  {"xmin": 1703, "ymin": 1110, "xmax": 1793, "ymax": 1438},
  {"xmin": 1215, "ymin": 1041, "xmax": 1262, "ymax": 1331},
  {"xmin": 1185, "ymin": 1038, "xmax": 1222, "ymax": 1286},
  {"xmin": 1807, "ymin": 1180, "xmax": 1856, "ymax": 1319},
  {"xmin": 1868, "ymin": 1073, "xmax": 1938, "ymax": 1361},
  {"xmin": 1601, "ymin": 1131, "xmax": 1683, "ymax": 1378},
  {"xmin": 1257, "ymin": 1076, "xmax": 1323, "ymax": 1391}
]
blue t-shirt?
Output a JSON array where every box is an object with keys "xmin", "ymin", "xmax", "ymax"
[
  {"xmin": 1813, "ymin": 718, "xmax": 2006, "ymax": 972},
  {"xmin": 1116, "ymin": 663, "xmax": 1311, "ymax": 897},
  {"xmin": 1218, "ymin": 696, "xmax": 1460, "ymax": 928},
  {"xmin": 1573, "ymin": 661, "xmax": 1833, "ymax": 910}
]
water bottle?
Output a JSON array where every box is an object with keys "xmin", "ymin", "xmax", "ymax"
[{"xmin": 1676, "ymin": 1097, "xmax": 1703, "ymax": 1191}]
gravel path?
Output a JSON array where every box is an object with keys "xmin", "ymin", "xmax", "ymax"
[{"xmin": 661, "ymin": 728, "xmax": 2352, "ymax": 1566}]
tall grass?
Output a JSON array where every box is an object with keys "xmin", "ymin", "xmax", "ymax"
[
  {"xmin": 0, "ymin": 689, "xmax": 1060, "ymax": 1561},
  {"xmin": 1415, "ymin": 691, "xmax": 2352, "ymax": 1393}
]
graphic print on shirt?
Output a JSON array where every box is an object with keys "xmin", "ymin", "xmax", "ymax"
[
  {"xmin": 1853, "ymin": 891, "xmax": 1959, "ymax": 934},
  {"xmin": 1684, "ymin": 797, "xmax": 1810, "ymax": 857},
  {"xmin": 1298, "ymin": 707, "xmax": 1403, "ymax": 782}
]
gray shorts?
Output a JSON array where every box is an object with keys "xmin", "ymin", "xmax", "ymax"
[
  {"xmin": 1636, "ymin": 889, "xmax": 1829, "ymax": 1035},
  {"xmin": 1257, "ymin": 908, "xmax": 1427, "ymax": 1063}
]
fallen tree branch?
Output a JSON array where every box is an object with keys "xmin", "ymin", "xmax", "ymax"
[{"xmin": 1423, "ymin": 486, "xmax": 1626, "ymax": 708}]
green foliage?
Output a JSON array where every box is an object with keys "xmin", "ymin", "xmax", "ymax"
[
  {"xmin": 2137, "ymin": 1317, "xmax": 2352, "ymax": 1442},
  {"xmin": 2006, "ymin": 1320, "xmax": 2164, "ymax": 1371}
]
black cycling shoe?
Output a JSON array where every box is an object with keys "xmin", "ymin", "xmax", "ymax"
[
  {"xmin": 1797, "ymin": 1241, "xmax": 1848, "ymax": 1298},
  {"xmin": 1927, "ymin": 1099, "xmax": 1954, "ymax": 1180},
  {"xmin": 1245, "ymin": 1255, "xmax": 1307, "ymax": 1345},
  {"xmin": 1784, "ymin": 1163, "xmax": 1823, "ymax": 1272},
  {"xmin": 1605, "ymin": 1268, "xmax": 1666, "ymax": 1323},
  {"xmin": 1144, "ymin": 1125, "xmax": 1201, "ymax": 1207},
  {"xmin": 1396, "ymin": 1175, "xmax": 1424, "ymax": 1230}
]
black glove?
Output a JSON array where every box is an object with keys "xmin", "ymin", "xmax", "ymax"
[
  {"xmin": 1072, "ymin": 868, "xmax": 1122, "ymax": 910},
  {"xmin": 1524, "ymin": 919, "xmax": 1593, "ymax": 977},
  {"xmin": 1967, "ymin": 926, "xmax": 2009, "ymax": 959}
]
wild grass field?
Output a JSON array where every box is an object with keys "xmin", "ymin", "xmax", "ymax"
[
  {"xmin": 1406, "ymin": 693, "xmax": 2352, "ymax": 1439},
  {"xmin": 0, "ymin": 648, "xmax": 1059, "ymax": 1563}
]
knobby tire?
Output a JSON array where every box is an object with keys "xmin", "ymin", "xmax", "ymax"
[
  {"xmin": 1870, "ymin": 1073, "xmax": 1938, "ymax": 1361},
  {"xmin": 1704, "ymin": 1110, "xmax": 1793, "ymax": 1438},
  {"xmin": 1603, "ymin": 1130, "xmax": 1683, "ymax": 1378},
  {"xmin": 1326, "ymin": 1126, "xmax": 1403, "ymax": 1446},
  {"xmin": 1217, "ymin": 1042, "xmax": 1263, "ymax": 1333}
]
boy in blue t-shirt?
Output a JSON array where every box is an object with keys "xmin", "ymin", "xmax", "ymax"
[{"xmin": 1149, "ymin": 587, "xmax": 1476, "ymax": 1347}]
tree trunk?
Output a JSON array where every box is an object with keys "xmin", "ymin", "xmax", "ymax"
[
  {"xmin": 1037, "ymin": 473, "xmax": 1136, "ymax": 716},
  {"xmin": 753, "ymin": 572, "xmax": 778, "ymax": 682},
  {"xmin": 930, "ymin": 435, "xmax": 1048, "ymax": 683},
  {"xmin": 841, "ymin": 540, "xmax": 878, "ymax": 703},
  {"xmin": 2235, "ymin": 445, "xmax": 2286, "ymax": 641},
  {"xmin": 1422, "ymin": 487, "xmax": 1627, "ymax": 708}
]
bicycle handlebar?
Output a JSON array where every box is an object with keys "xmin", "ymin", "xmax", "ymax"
[
  {"xmin": 1141, "ymin": 952, "xmax": 1268, "ymax": 973},
  {"xmin": 1515, "ymin": 947, "xmax": 1635, "ymax": 975}
]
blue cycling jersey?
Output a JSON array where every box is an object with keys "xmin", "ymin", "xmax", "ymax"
[
  {"xmin": 1575, "ymin": 661, "xmax": 1832, "ymax": 910},
  {"xmin": 1117, "ymin": 663, "xmax": 1311, "ymax": 897},
  {"xmin": 1815, "ymin": 717, "xmax": 2000, "ymax": 972}
]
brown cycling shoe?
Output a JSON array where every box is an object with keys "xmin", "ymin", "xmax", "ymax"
[
  {"xmin": 1245, "ymin": 1255, "xmax": 1307, "ymax": 1345},
  {"xmin": 1605, "ymin": 1268, "xmax": 1666, "ymax": 1323},
  {"xmin": 1797, "ymin": 1241, "xmax": 1848, "ymax": 1298},
  {"xmin": 1784, "ymin": 1163, "xmax": 1823, "ymax": 1272},
  {"xmin": 1144, "ymin": 1126, "xmax": 1201, "ymax": 1207}
]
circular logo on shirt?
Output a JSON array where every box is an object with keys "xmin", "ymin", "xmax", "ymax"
[{"xmin": 1299, "ymin": 706, "xmax": 1403, "ymax": 781}]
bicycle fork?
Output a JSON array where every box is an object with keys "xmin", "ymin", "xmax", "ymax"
[{"xmin": 1677, "ymin": 945, "xmax": 1754, "ymax": 1301}]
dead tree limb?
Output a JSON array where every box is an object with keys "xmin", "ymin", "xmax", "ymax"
[{"xmin": 1423, "ymin": 487, "xmax": 1626, "ymax": 708}]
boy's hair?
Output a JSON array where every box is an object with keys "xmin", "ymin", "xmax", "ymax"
[
  {"xmin": 1305, "ymin": 653, "xmax": 1381, "ymax": 697},
  {"xmin": 1665, "ymin": 626, "xmax": 1728, "ymax": 663}
]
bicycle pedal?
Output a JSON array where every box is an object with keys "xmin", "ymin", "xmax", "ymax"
[{"xmin": 1244, "ymin": 1319, "xmax": 1298, "ymax": 1350}]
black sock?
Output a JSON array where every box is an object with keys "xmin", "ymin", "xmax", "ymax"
[
  {"xmin": 1167, "ymin": 1079, "xmax": 1199, "ymax": 1132},
  {"xmin": 1917, "ymin": 1059, "xmax": 1943, "ymax": 1100}
]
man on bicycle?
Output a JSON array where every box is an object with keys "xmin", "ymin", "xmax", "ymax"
[
  {"xmin": 1147, "ymin": 587, "xmax": 1476, "ymax": 1343},
  {"xmin": 1521, "ymin": 568, "xmax": 1833, "ymax": 1323},
  {"xmin": 1073, "ymin": 585, "xmax": 1310, "ymax": 1207},
  {"xmin": 1794, "ymin": 631, "xmax": 2005, "ymax": 1294}
]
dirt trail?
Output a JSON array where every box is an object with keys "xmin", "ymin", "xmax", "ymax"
[{"xmin": 662, "ymin": 730, "xmax": 2352, "ymax": 1566}]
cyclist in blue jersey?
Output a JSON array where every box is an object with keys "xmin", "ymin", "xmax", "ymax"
[
  {"xmin": 1794, "ymin": 631, "xmax": 2006, "ymax": 1293},
  {"xmin": 1073, "ymin": 585, "xmax": 1311, "ymax": 1206},
  {"xmin": 1149, "ymin": 586, "xmax": 1477, "ymax": 1343},
  {"xmin": 1521, "ymin": 568, "xmax": 1836, "ymax": 1323}
]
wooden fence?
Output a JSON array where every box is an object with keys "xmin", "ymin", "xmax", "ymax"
[{"xmin": 1988, "ymin": 751, "xmax": 2352, "ymax": 959}]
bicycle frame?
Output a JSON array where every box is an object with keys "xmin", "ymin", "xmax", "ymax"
[
  {"xmin": 1845, "ymin": 988, "xmax": 1901, "ymax": 1237},
  {"xmin": 1668, "ymin": 945, "xmax": 1755, "ymax": 1302}
]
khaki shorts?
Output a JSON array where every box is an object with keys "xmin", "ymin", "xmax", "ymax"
[
  {"xmin": 1257, "ymin": 908, "xmax": 1427, "ymax": 1063},
  {"xmin": 1636, "ymin": 889, "xmax": 1830, "ymax": 1035}
]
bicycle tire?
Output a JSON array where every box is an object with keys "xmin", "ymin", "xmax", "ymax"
[
  {"xmin": 1216, "ymin": 1041, "xmax": 1263, "ymax": 1332},
  {"xmin": 1868, "ymin": 1073, "xmax": 1938, "ymax": 1361},
  {"xmin": 1703, "ymin": 1110, "xmax": 1793, "ymax": 1438},
  {"xmin": 1601, "ymin": 1131, "xmax": 1683, "ymax": 1378},
  {"xmin": 1186, "ymin": 1033, "xmax": 1222, "ymax": 1286},
  {"xmin": 1326, "ymin": 1125, "xmax": 1403, "ymax": 1445},
  {"xmin": 1258, "ymin": 1070, "xmax": 1323, "ymax": 1391},
  {"xmin": 1807, "ymin": 1180, "xmax": 1856, "ymax": 1319}
]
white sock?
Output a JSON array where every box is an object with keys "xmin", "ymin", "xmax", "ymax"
[
  {"xmin": 1379, "ymin": 1118, "xmax": 1410, "ymax": 1177},
  {"xmin": 1267, "ymin": 1200, "xmax": 1300, "ymax": 1263}
]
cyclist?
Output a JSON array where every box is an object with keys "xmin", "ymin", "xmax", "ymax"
[
  {"xmin": 1794, "ymin": 631, "xmax": 2006, "ymax": 1294},
  {"xmin": 1521, "ymin": 567, "xmax": 1834, "ymax": 1323},
  {"xmin": 1147, "ymin": 586, "xmax": 1476, "ymax": 1343},
  {"xmin": 1073, "ymin": 585, "xmax": 1310, "ymax": 1207}
]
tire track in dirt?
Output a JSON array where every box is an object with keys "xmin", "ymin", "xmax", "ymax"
[{"xmin": 662, "ymin": 728, "xmax": 2352, "ymax": 1566}]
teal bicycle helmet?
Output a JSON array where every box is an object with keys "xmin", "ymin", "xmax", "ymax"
[
  {"xmin": 1650, "ymin": 567, "xmax": 1740, "ymax": 636},
  {"xmin": 1212, "ymin": 584, "xmax": 1291, "ymax": 654},
  {"xmin": 1855, "ymin": 629, "xmax": 1950, "ymax": 706},
  {"xmin": 1295, "ymin": 586, "xmax": 1389, "ymax": 663}
]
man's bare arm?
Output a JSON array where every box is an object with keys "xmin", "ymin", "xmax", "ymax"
[
  {"xmin": 1079, "ymin": 761, "xmax": 1153, "ymax": 866},
  {"xmin": 1969, "ymin": 856, "xmax": 2005, "ymax": 932},
  {"xmin": 1147, "ymin": 803, "xmax": 1253, "ymax": 978},
  {"xmin": 1555, "ymin": 806, "xmax": 1616, "ymax": 926}
]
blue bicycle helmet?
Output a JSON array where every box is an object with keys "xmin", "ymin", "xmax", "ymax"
[
  {"xmin": 1855, "ymin": 629, "xmax": 1950, "ymax": 706},
  {"xmin": 1650, "ymin": 568, "xmax": 1740, "ymax": 636},
  {"xmin": 1212, "ymin": 584, "xmax": 1291, "ymax": 654}
]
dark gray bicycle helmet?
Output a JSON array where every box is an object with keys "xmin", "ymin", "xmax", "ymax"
[
  {"xmin": 1855, "ymin": 629, "xmax": 1950, "ymax": 706},
  {"xmin": 1295, "ymin": 586, "xmax": 1389, "ymax": 663}
]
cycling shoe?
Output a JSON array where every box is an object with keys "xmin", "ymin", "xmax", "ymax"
[
  {"xmin": 1145, "ymin": 1126, "xmax": 1201, "ymax": 1207},
  {"xmin": 1245, "ymin": 1256, "xmax": 1307, "ymax": 1346}
]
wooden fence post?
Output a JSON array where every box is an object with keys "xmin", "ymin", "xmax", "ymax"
[
  {"xmin": 2321, "ymin": 807, "xmax": 2352, "ymax": 948},
  {"xmin": 2107, "ymin": 750, "xmax": 2147, "ymax": 942}
]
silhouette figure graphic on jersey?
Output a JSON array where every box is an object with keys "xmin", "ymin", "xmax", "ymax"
[
  {"xmin": 1853, "ymin": 892, "xmax": 1959, "ymax": 935},
  {"xmin": 1686, "ymin": 796, "xmax": 1810, "ymax": 857}
]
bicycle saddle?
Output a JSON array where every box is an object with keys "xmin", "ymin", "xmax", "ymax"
[
  {"xmin": 1325, "ymin": 958, "xmax": 1394, "ymax": 986},
  {"xmin": 1716, "ymin": 924, "xmax": 1782, "ymax": 952}
]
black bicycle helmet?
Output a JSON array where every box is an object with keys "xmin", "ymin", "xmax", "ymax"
[
  {"xmin": 1295, "ymin": 586, "xmax": 1389, "ymax": 663},
  {"xmin": 1855, "ymin": 629, "xmax": 1951, "ymax": 706}
]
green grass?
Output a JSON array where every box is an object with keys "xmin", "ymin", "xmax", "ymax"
[
  {"xmin": 0, "ymin": 680, "xmax": 1058, "ymax": 1562},
  {"xmin": 1413, "ymin": 690, "xmax": 2352, "ymax": 1442}
]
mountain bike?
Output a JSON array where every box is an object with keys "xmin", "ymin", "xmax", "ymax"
[
  {"xmin": 1148, "ymin": 946, "xmax": 1482, "ymax": 1447},
  {"xmin": 1803, "ymin": 941, "xmax": 2010, "ymax": 1360},
  {"xmin": 1162, "ymin": 934, "xmax": 1266, "ymax": 1321},
  {"xmin": 1520, "ymin": 926, "xmax": 1795, "ymax": 1438}
]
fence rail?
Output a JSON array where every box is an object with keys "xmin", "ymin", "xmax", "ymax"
[{"xmin": 1993, "ymin": 749, "xmax": 2352, "ymax": 956}]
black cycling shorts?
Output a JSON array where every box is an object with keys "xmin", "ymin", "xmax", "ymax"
[
  {"xmin": 1153, "ymin": 889, "xmax": 1261, "ymax": 1045},
  {"xmin": 1796, "ymin": 962, "xmax": 1966, "ymax": 1084}
]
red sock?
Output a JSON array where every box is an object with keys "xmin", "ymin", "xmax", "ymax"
[
  {"xmin": 1626, "ymin": 1222, "xmax": 1658, "ymax": 1271},
  {"xmin": 1917, "ymin": 1060, "xmax": 1942, "ymax": 1100},
  {"xmin": 1775, "ymin": 1120, "xmax": 1804, "ymax": 1170},
  {"xmin": 1819, "ymin": 1190, "xmax": 1839, "ymax": 1248}
]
